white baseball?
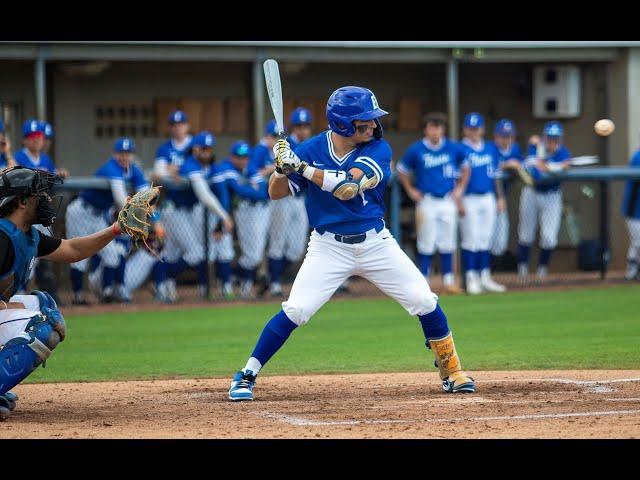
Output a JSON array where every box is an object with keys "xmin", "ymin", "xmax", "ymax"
[{"xmin": 594, "ymin": 119, "xmax": 615, "ymax": 136}]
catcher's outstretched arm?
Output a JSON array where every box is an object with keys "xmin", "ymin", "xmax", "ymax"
[{"xmin": 42, "ymin": 224, "xmax": 119, "ymax": 263}]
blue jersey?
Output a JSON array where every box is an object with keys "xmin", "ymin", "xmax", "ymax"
[
  {"xmin": 490, "ymin": 141, "xmax": 524, "ymax": 194},
  {"xmin": 398, "ymin": 138, "xmax": 461, "ymax": 197},
  {"xmin": 458, "ymin": 140, "xmax": 500, "ymax": 195},
  {"xmin": 14, "ymin": 149, "xmax": 56, "ymax": 173},
  {"xmin": 211, "ymin": 159, "xmax": 269, "ymax": 205},
  {"xmin": 247, "ymin": 140, "xmax": 274, "ymax": 185},
  {"xmin": 525, "ymin": 144, "xmax": 571, "ymax": 193},
  {"xmin": 80, "ymin": 157, "xmax": 148, "ymax": 212},
  {"xmin": 169, "ymin": 155, "xmax": 211, "ymax": 209},
  {"xmin": 622, "ymin": 150, "xmax": 640, "ymax": 219},
  {"xmin": 0, "ymin": 218, "xmax": 41, "ymax": 299},
  {"xmin": 0, "ymin": 153, "xmax": 8, "ymax": 169},
  {"xmin": 155, "ymin": 137, "xmax": 193, "ymax": 203},
  {"xmin": 287, "ymin": 130, "xmax": 392, "ymax": 235}
]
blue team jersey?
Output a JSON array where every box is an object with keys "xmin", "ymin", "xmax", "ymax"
[
  {"xmin": 287, "ymin": 130, "xmax": 392, "ymax": 235},
  {"xmin": 80, "ymin": 157, "xmax": 148, "ymax": 212},
  {"xmin": 14, "ymin": 149, "xmax": 56, "ymax": 173},
  {"xmin": 458, "ymin": 140, "xmax": 500, "ymax": 195},
  {"xmin": 622, "ymin": 150, "xmax": 640, "ymax": 219},
  {"xmin": 155, "ymin": 137, "xmax": 193, "ymax": 203},
  {"xmin": 0, "ymin": 153, "xmax": 8, "ymax": 169},
  {"xmin": 211, "ymin": 159, "xmax": 268, "ymax": 205},
  {"xmin": 525, "ymin": 144, "xmax": 571, "ymax": 193},
  {"xmin": 247, "ymin": 140, "xmax": 274, "ymax": 184},
  {"xmin": 398, "ymin": 138, "xmax": 461, "ymax": 197},
  {"xmin": 490, "ymin": 141, "xmax": 524, "ymax": 194},
  {"xmin": 170, "ymin": 155, "xmax": 211, "ymax": 209}
]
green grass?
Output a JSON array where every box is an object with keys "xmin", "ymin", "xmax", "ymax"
[{"xmin": 26, "ymin": 284, "xmax": 640, "ymax": 383}]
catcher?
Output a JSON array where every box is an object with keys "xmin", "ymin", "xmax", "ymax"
[{"xmin": 0, "ymin": 166, "xmax": 160, "ymax": 421}]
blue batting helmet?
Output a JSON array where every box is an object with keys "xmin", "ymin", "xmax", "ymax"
[
  {"xmin": 192, "ymin": 131, "xmax": 216, "ymax": 148},
  {"xmin": 265, "ymin": 119, "xmax": 278, "ymax": 136},
  {"xmin": 463, "ymin": 112, "xmax": 485, "ymax": 129},
  {"xmin": 230, "ymin": 140, "xmax": 251, "ymax": 157},
  {"xmin": 114, "ymin": 137, "xmax": 135, "ymax": 153},
  {"xmin": 290, "ymin": 107, "xmax": 312, "ymax": 126},
  {"xmin": 543, "ymin": 121, "xmax": 563, "ymax": 137},
  {"xmin": 494, "ymin": 119, "xmax": 516, "ymax": 136},
  {"xmin": 326, "ymin": 86, "xmax": 388, "ymax": 139}
]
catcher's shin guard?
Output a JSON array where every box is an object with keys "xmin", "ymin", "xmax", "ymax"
[
  {"xmin": 428, "ymin": 332, "xmax": 476, "ymax": 393},
  {"xmin": 0, "ymin": 313, "xmax": 65, "ymax": 395}
]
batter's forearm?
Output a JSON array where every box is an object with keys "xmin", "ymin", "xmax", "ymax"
[
  {"xmin": 43, "ymin": 225, "xmax": 118, "ymax": 263},
  {"xmin": 269, "ymin": 174, "xmax": 293, "ymax": 199}
]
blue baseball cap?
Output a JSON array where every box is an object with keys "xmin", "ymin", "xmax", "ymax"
[
  {"xmin": 265, "ymin": 119, "xmax": 278, "ymax": 136},
  {"xmin": 290, "ymin": 107, "xmax": 312, "ymax": 126},
  {"xmin": 192, "ymin": 131, "xmax": 216, "ymax": 148},
  {"xmin": 463, "ymin": 112, "xmax": 485, "ymax": 128},
  {"xmin": 230, "ymin": 140, "xmax": 251, "ymax": 157},
  {"xmin": 168, "ymin": 110, "xmax": 188, "ymax": 124},
  {"xmin": 543, "ymin": 121, "xmax": 563, "ymax": 137},
  {"xmin": 114, "ymin": 137, "xmax": 135, "ymax": 153},
  {"xmin": 42, "ymin": 122, "xmax": 54, "ymax": 139},
  {"xmin": 23, "ymin": 119, "xmax": 44, "ymax": 138},
  {"xmin": 494, "ymin": 119, "xmax": 516, "ymax": 136}
]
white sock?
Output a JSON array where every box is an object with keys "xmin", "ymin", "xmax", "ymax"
[
  {"xmin": 518, "ymin": 263, "xmax": 529, "ymax": 276},
  {"xmin": 480, "ymin": 268, "xmax": 491, "ymax": 280},
  {"xmin": 243, "ymin": 357, "xmax": 262, "ymax": 376},
  {"xmin": 443, "ymin": 273, "xmax": 455, "ymax": 286}
]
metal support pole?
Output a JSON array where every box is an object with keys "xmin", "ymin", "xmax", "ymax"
[
  {"xmin": 599, "ymin": 63, "xmax": 611, "ymax": 280},
  {"xmin": 35, "ymin": 47, "xmax": 47, "ymax": 120},
  {"xmin": 252, "ymin": 55, "xmax": 266, "ymax": 145},
  {"xmin": 204, "ymin": 208, "xmax": 211, "ymax": 299},
  {"xmin": 447, "ymin": 60, "xmax": 459, "ymax": 141}
]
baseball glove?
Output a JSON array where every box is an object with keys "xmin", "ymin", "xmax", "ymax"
[{"xmin": 118, "ymin": 186, "xmax": 162, "ymax": 256}]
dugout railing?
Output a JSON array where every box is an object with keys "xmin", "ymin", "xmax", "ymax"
[{"xmin": 32, "ymin": 168, "xmax": 639, "ymax": 306}]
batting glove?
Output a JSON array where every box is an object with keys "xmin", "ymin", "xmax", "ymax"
[{"xmin": 273, "ymin": 139, "xmax": 304, "ymax": 175}]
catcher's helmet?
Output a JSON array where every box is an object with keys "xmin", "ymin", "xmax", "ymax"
[
  {"xmin": 326, "ymin": 86, "xmax": 388, "ymax": 139},
  {"xmin": 0, "ymin": 166, "xmax": 63, "ymax": 209},
  {"xmin": 290, "ymin": 107, "xmax": 312, "ymax": 126}
]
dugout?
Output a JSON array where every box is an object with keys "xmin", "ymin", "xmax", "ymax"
[{"xmin": 0, "ymin": 41, "xmax": 639, "ymax": 273}]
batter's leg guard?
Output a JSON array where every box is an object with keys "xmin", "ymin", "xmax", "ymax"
[
  {"xmin": 428, "ymin": 332, "xmax": 476, "ymax": 393},
  {"xmin": 0, "ymin": 312, "xmax": 67, "ymax": 396}
]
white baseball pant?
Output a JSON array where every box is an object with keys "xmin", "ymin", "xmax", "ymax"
[
  {"xmin": 235, "ymin": 201, "xmax": 271, "ymax": 270},
  {"xmin": 161, "ymin": 204, "xmax": 206, "ymax": 266},
  {"xmin": 415, "ymin": 194, "xmax": 457, "ymax": 255},
  {"xmin": 124, "ymin": 249, "xmax": 157, "ymax": 294},
  {"xmin": 490, "ymin": 209, "xmax": 510, "ymax": 256},
  {"xmin": 626, "ymin": 218, "xmax": 640, "ymax": 261},
  {"xmin": 269, "ymin": 195, "xmax": 309, "ymax": 262},
  {"xmin": 0, "ymin": 295, "xmax": 42, "ymax": 346},
  {"xmin": 282, "ymin": 228, "xmax": 439, "ymax": 326},
  {"xmin": 459, "ymin": 193, "xmax": 497, "ymax": 252},
  {"xmin": 518, "ymin": 186, "xmax": 563, "ymax": 249}
]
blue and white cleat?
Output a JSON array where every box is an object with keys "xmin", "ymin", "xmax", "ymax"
[
  {"xmin": 229, "ymin": 370, "xmax": 257, "ymax": 401},
  {"xmin": 442, "ymin": 371, "xmax": 476, "ymax": 393}
]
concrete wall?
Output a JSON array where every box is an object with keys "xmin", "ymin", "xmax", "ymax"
[{"xmin": 0, "ymin": 61, "xmax": 38, "ymax": 145}]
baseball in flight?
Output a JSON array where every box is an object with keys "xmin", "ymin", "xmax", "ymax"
[{"xmin": 594, "ymin": 119, "xmax": 615, "ymax": 136}]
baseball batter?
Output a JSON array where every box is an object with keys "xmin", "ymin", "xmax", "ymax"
[
  {"xmin": 0, "ymin": 166, "xmax": 139, "ymax": 421},
  {"xmin": 228, "ymin": 86, "xmax": 475, "ymax": 401},
  {"xmin": 66, "ymin": 138, "xmax": 148, "ymax": 304},
  {"xmin": 158, "ymin": 131, "xmax": 233, "ymax": 300},
  {"xmin": 489, "ymin": 119, "xmax": 523, "ymax": 259},
  {"xmin": 517, "ymin": 121, "xmax": 572, "ymax": 283},
  {"xmin": 397, "ymin": 112, "xmax": 463, "ymax": 294},
  {"xmin": 266, "ymin": 108, "xmax": 312, "ymax": 297},
  {"xmin": 213, "ymin": 141, "xmax": 269, "ymax": 299},
  {"xmin": 152, "ymin": 110, "xmax": 193, "ymax": 302},
  {"xmin": 622, "ymin": 142, "xmax": 640, "ymax": 280},
  {"xmin": 457, "ymin": 113, "xmax": 507, "ymax": 295}
]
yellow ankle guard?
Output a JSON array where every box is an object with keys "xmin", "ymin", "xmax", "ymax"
[{"xmin": 428, "ymin": 332, "xmax": 463, "ymax": 380}]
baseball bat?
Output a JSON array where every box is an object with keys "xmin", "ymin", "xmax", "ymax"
[{"xmin": 263, "ymin": 59, "xmax": 286, "ymax": 139}]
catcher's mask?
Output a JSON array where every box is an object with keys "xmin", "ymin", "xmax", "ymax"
[{"xmin": 0, "ymin": 166, "xmax": 63, "ymax": 226}]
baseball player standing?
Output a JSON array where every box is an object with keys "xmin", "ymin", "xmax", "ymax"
[
  {"xmin": 266, "ymin": 108, "xmax": 312, "ymax": 297},
  {"xmin": 456, "ymin": 113, "xmax": 507, "ymax": 295},
  {"xmin": 517, "ymin": 121, "xmax": 572, "ymax": 283},
  {"xmin": 212, "ymin": 141, "xmax": 269, "ymax": 299},
  {"xmin": 397, "ymin": 112, "xmax": 463, "ymax": 294},
  {"xmin": 228, "ymin": 86, "xmax": 475, "ymax": 401},
  {"xmin": 622, "ymin": 138, "xmax": 640, "ymax": 280},
  {"xmin": 159, "ymin": 131, "xmax": 234, "ymax": 299},
  {"xmin": 66, "ymin": 138, "xmax": 148, "ymax": 304},
  {"xmin": 489, "ymin": 119, "xmax": 524, "ymax": 260},
  {"xmin": 152, "ymin": 110, "xmax": 193, "ymax": 302},
  {"xmin": 0, "ymin": 121, "xmax": 16, "ymax": 171},
  {"xmin": 0, "ymin": 166, "xmax": 142, "ymax": 421}
]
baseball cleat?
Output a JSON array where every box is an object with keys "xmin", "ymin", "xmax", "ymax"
[
  {"xmin": 480, "ymin": 276, "xmax": 506, "ymax": 293},
  {"xmin": 229, "ymin": 370, "xmax": 257, "ymax": 401},
  {"xmin": 0, "ymin": 406, "xmax": 9, "ymax": 422},
  {"xmin": 442, "ymin": 371, "xmax": 476, "ymax": 393},
  {"xmin": 4, "ymin": 392, "xmax": 18, "ymax": 411}
]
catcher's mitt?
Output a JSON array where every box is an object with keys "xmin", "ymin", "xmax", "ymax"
[{"xmin": 118, "ymin": 186, "xmax": 162, "ymax": 257}]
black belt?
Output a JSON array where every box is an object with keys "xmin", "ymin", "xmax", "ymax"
[{"xmin": 333, "ymin": 233, "xmax": 367, "ymax": 244}]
